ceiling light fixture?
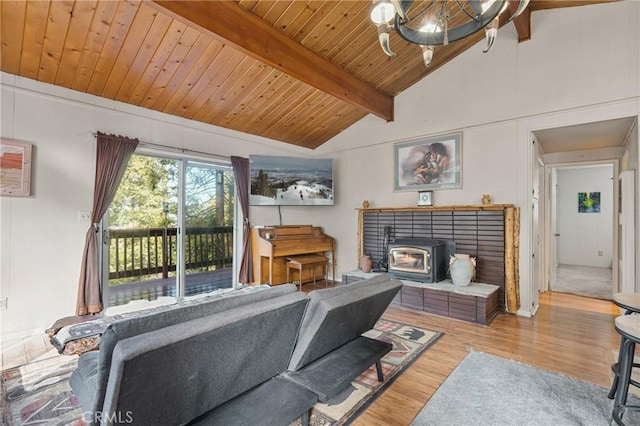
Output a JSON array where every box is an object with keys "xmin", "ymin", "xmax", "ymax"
[{"xmin": 371, "ymin": 0, "xmax": 530, "ymax": 66}]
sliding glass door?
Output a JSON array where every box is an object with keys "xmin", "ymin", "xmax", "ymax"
[
  {"xmin": 103, "ymin": 153, "xmax": 234, "ymax": 307},
  {"xmin": 184, "ymin": 161, "xmax": 235, "ymax": 296}
]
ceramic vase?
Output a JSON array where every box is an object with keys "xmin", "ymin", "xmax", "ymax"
[
  {"xmin": 449, "ymin": 254, "xmax": 476, "ymax": 286},
  {"xmin": 360, "ymin": 255, "xmax": 372, "ymax": 273}
]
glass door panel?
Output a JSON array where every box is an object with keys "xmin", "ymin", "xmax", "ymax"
[
  {"xmin": 184, "ymin": 162, "xmax": 235, "ymax": 296},
  {"xmin": 106, "ymin": 154, "xmax": 179, "ymax": 307}
]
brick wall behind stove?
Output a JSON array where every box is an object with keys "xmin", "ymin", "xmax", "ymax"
[{"xmin": 362, "ymin": 210, "xmax": 505, "ymax": 310}]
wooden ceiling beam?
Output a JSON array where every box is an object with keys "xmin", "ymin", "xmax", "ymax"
[
  {"xmin": 510, "ymin": 0, "xmax": 617, "ymax": 43},
  {"xmin": 508, "ymin": 1, "xmax": 531, "ymax": 43},
  {"xmin": 146, "ymin": 0, "xmax": 394, "ymax": 122}
]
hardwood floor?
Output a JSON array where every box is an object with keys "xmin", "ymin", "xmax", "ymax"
[
  {"xmin": 354, "ymin": 291, "xmax": 621, "ymax": 426},
  {"xmin": 0, "ymin": 287, "xmax": 624, "ymax": 426}
]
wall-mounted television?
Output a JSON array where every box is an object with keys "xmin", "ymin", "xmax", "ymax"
[{"xmin": 249, "ymin": 155, "xmax": 334, "ymax": 206}]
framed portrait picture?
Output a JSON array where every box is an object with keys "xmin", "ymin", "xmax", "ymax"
[
  {"xmin": 1, "ymin": 139, "xmax": 32, "ymax": 197},
  {"xmin": 394, "ymin": 133, "xmax": 462, "ymax": 191}
]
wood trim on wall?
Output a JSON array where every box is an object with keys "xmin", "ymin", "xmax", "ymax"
[{"xmin": 356, "ymin": 204, "xmax": 520, "ymax": 314}]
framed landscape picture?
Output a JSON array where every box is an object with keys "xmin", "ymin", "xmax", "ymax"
[
  {"xmin": 1, "ymin": 139, "xmax": 32, "ymax": 197},
  {"xmin": 394, "ymin": 133, "xmax": 462, "ymax": 191},
  {"xmin": 249, "ymin": 155, "xmax": 334, "ymax": 206}
]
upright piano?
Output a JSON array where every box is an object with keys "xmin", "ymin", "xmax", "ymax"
[{"xmin": 251, "ymin": 225, "xmax": 336, "ymax": 285}]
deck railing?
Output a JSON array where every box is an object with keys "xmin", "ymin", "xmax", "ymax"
[{"xmin": 108, "ymin": 226, "xmax": 234, "ymax": 282}]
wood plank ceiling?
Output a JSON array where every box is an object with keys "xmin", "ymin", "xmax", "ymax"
[{"xmin": 0, "ymin": 1, "xmax": 614, "ymax": 149}]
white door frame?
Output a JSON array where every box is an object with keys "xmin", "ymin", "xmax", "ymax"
[
  {"xmin": 542, "ymin": 167, "xmax": 557, "ymax": 293},
  {"xmin": 530, "ymin": 137, "xmax": 544, "ymax": 311},
  {"xmin": 619, "ymin": 169, "xmax": 636, "ymax": 293}
]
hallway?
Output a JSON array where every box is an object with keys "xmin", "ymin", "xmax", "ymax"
[{"xmin": 553, "ymin": 264, "xmax": 613, "ymax": 300}]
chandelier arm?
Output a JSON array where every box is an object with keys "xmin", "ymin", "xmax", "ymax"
[
  {"xmin": 457, "ymin": 0, "xmax": 481, "ymax": 22},
  {"xmin": 483, "ymin": 36, "xmax": 496, "ymax": 53},
  {"xmin": 377, "ymin": 24, "xmax": 396, "ymax": 57},
  {"xmin": 394, "ymin": 0, "xmax": 506, "ymax": 46},
  {"xmin": 390, "ymin": 0, "xmax": 408, "ymax": 22},
  {"xmin": 395, "ymin": 0, "xmax": 436, "ymax": 27},
  {"xmin": 483, "ymin": 24, "xmax": 498, "ymax": 53}
]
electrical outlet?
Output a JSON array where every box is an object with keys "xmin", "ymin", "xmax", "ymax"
[
  {"xmin": 0, "ymin": 297, "xmax": 7, "ymax": 310},
  {"xmin": 77, "ymin": 211, "xmax": 92, "ymax": 221},
  {"xmin": 598, "ymin": 250, "xmax": 604, "ymax": 256}
]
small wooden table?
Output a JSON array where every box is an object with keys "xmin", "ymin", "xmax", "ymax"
[{"xmin": 286, "ymin": 255, "xmax": 329, "ymax": 290}]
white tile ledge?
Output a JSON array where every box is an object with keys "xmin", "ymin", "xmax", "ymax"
[
  {"xmin": 401, "ymin": 279, "xmax": 499, "ymax": 297},
  {"xmin": 342, "ymin": 270, "xmax": 499, "ymax": 297}
]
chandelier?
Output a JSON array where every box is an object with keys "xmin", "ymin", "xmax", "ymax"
[{"xmin": 370, "ymin": 0, "xmax": 530, "ymax": 66}]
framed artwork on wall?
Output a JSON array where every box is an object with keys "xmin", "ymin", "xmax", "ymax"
[
  {"xmin": 394, "ymin": 133, "xmax": 462, "ymax": 191},
  {"xmin": 249, "ymin": 155, "xmax": 334, "ymax": 206},
  {"xmin": 1, "ymin": 139, "xmax": 32, "ymax": 197},
  {"xmin": 578, "ymin": 192, "xmax": 601, "ymax": 213}
]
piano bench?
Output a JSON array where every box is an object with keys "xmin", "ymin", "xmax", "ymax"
[{"xmin": 286, "ymin": 255, "xmax": 329, "ymax": 291}]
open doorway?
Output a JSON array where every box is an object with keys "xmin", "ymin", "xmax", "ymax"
[
  {"xmin": 532, "ymin": 116, "xmax": 638, "ymax": 304},
  {"xmin": 549, "ymin": 164, "xmax": 615, "ymax": 300}
]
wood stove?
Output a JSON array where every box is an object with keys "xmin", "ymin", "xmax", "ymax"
[{"xmin": 387, "ymin": 239, "xmax": 447, "ymax": 283}]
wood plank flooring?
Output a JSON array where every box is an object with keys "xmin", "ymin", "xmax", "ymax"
[
  {"xmin": 0, "ymin": 287, "xmax": 624, "ymax": 426},
  {"xmin": 353, "ymin": 291, "xmax": 621, "ymax": 425}
]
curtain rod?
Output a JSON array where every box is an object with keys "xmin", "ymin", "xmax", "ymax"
[{"xmin": 90, "ymin": 132, "xmax": 230, "ymax": 161}]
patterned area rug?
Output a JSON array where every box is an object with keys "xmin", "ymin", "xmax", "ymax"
[
  {"xmin": 0, "ymin": 355, "xmax": 83, "ymax": 425},
  {"xmin": 1, "ymin": 319, "xmax": 442, "ymax": 426},
  {"xmin": 294, "ymin": 319, "xmax": 442, "ymax": 425}
]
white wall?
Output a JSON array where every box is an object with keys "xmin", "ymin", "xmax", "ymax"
[
  {"xmin": 0, "ymin": 1, "xmax": 639, "ymax": 337},
  {"xmin": 317, "ymin": 1, "xmax": 640, "ymax": 315},
  {"xmin": 556, "ymin": 166, "xmax": 614, "ymax": 267}
]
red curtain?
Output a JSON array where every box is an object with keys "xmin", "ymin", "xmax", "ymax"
[
  {"xmin": 76, "ymin": 133, "xmax": 138, "ymax": 315},
  {"xmin": 231, "ymin": 156, "xmax": 253, "ymax": 284}
]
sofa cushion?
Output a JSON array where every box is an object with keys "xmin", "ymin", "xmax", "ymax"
[
  {"xmin": 100, "ymin": 291, "xmax": 308, "ymax": 426},
  {"xmin": 69, "ymin": 351, "xmax": 100, "ymax": 412},
  {"xmin": 187, "ymin": 376, "xmax": 317, "ymax": 426},
  {"xmin": 284, "ymin": 336, "xmax": 392, "ymax": 402},
  {"xmin": 78, "ymin": 284, "xmax": 297, "ymax": 415},
  {"xmin": 288, "ymin": 275, "xmax": 402, "ymax": 371}
]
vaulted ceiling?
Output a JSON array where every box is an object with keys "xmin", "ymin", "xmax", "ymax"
[{"xmin": 0, "ymin": 1, "xmax": 615, "ymax": 149}]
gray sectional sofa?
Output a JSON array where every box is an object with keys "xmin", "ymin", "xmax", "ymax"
[{"xmin": 69, "ymin": 274, "xmax": 402, "ymax": 426}]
